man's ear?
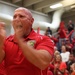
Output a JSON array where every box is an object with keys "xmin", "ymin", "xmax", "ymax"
[
  {"xmin": 30, "ymin": 18, "xmax": 34, "ymax": 25},
  {"xmin": 31, "ymin": 18, "xmax": 34, "ymax": 24}
]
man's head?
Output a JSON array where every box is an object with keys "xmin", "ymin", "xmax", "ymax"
[
  {"xmin": 69, "ymin": 53, "xmax": 74, "ymax": 61},
  {"xmin": 68, "ymin": 20, "xmax": 72, "ymax": 24},
  {"xmin": 61, "ymin": 45, "xmax": 66, "ymax": 52},
  {"xmin": 12, "ymin": 7, "xmax": 34, "ymax": 37}
]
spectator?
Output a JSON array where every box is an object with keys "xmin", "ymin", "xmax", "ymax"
[
  {"xmin": 60, "ymin": 45, "xmax": 70, "ymax": 62},
  {"xmin": 67, "ymin": 20, "xmax": 74, "ymax": 33},
  {"xmin": 45, "ymin": 27, "xmax": 52, "ymax": 36},
  {"xmin": 54, "ymin": 50, "xmax": 60, "ymax": 56},
  {"xmin": 53, "ymin": 54, "xmax": 68, "ymax": 75},
  {"xmin": 70, "ymin": 63, "xmax": 75, "ymax": 75},
  {"xmin": 0, "ymin": 7, "xmax": 54, "ymax": 75},
  {"xmin": 47, "ymin": 50, "xmax": 60, "ymax": 75},
  {"xmin": 66, "ymin": 53, "xmax": 75, "ymax": 74}
]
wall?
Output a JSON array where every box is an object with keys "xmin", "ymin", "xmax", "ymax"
[
  {"xmin": 62, "ymin": 14, "xmax": 75, "ymax": 31},
  {"xmin": 62, "ymin": 15, "xmax": 75, "ymax": 26},
  {"xmin": 0, "ymin": 1, "xmax": 51, "ymax": 36}
]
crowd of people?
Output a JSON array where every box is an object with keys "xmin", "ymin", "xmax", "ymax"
[
  {"xmin": 45, "ymin": 20, "xmax": 75, "ymax": 75},
  {"xmin": 0, "ymin": 7, "xmax": 75, "ymax": 75}
]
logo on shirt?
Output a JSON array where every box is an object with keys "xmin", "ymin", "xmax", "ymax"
[{"xmin": 27, "ymin": 40, "xmax": 36, "ymax": 47}]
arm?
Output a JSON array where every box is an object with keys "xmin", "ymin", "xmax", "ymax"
[
  {"xmin": 18, "ymin": 38, "xmax": 53, "ymax": 70},
  {"xmin": 66, "ymin": 30, "xmax": 74, "ymax": 38},
  {"xmin": 0, "ymin": 47, "xmax": 5, "ymax": 63},
  {"xmin": 51, "ymin": 36, "xmax": 58, "ymax": 43},
  {"xmin": 54, "ymin": 66, "xmax": 65, "ymax": 75},
  {"xmin": 0, "ymin": 22, "xmax": 6, "ymax": 63},
  {"xmin": 15, "ymin": 30, "xmax": 54, "ymax": 70},
  {"xmin": 59, "ymin": 62, "xmax": 68, "ymax": 74}
]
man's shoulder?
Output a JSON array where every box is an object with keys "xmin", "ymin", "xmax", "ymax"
[
  {"xmin": 36, "ymin": 34, "xmax": 51, "ymax": 41},
  {"xmin": 5, "ymin": 35, "xmax": 14, "ymax": 41},
  {"xmin": 31, "ymin": 32, "xmax": 53, "ymax": 45},
  {"xmin": 31, "ymin": 30, "xmax": 51, "ymax": 40}
]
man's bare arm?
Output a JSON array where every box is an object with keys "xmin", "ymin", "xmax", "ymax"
[
  {"xmin": 0, "ymin": 22, "xmax": 6, "ymax": 63},
  {"xmin": 18, "ymin": 39, "xmax": 52, "ymax": 70},
  {"xmin": 0, "ymin": 48, "xmax": 5, "ymax": 63}
]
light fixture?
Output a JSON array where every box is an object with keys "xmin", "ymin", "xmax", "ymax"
[{"xmin": 50, "ymin": 3, "xmax": 63, "ymax": 9}]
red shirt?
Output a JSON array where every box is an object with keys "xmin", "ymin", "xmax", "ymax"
[
  {"xmin": 51, "ymin": 36, "xmax": 58, "ymax": 46},
  {"xmin": 0, "ymin": 61, "xmax": 6, "ymax": 75},
  {"xmin": 58, "ymin": 21, "xmax": 67, "ymax": 38},
  {"xmin": 55, "ymin": 62, "xmax": 67, "ymax": 75},
  {"xmin": 4, "ymin": 29, "xmax": 54, "ymax": 75},
  {"xmin": 58, "ymin": 29, "xmax": 67, "ymax": 38},
  {"xmin": 47, "ymin": 70, "xmax": 53, "ymax": 75},
  {"xmin": 71, "ymin": 72, "xmax": 75, "ymax": 75}
]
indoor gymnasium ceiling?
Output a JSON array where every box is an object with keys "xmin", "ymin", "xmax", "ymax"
[{"xmin": 1, "ymin": 0, "xmax": 75, "ymax": 17}]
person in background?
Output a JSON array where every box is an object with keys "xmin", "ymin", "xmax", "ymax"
[
  {"xmin": 60, "ymin": 45, "xmax": 70, "ymax": 62},
  {"xmin": 70, "ymin": 63, "xmax": 75, "ymax": 75},
  {"xmin": 0, "ymin": 7, "xmax": 54, "ymax": 75},
  {"xmin": 67, "ymin": 20, "xmax": 74, "ymax": 42},
  {"xmin": 67, "ymin": 20, "xmax": 74, "ymax": 33},
  {"xmin": 47, "ymin": 49, "xmax": 60, "ymax": 75},
  {"xmin": 45, "ymin": 27, "xmax": 52, "ymax": 36},
  {"xmin": 53, "ymin": 54, "xmax": 68, "ymax": 75},
  {"xmin": 66, "ymin": 53, "xmax": 75, "ymax": 74}
]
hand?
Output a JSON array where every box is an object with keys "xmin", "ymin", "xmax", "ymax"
[
  {"xmin": 54, "ymin": 64, "xmax": 59, "ymax": 69},
  {"xmin": 0, "ymin": 22, "xmax": 6, "ymax": 47},
  {"xmin": 14, "ymin": 28, "xmax": 24, "ymax": 43},
  {"xmin": 12, "ymin": 19, "xmax": 24, "ymax": 42}
]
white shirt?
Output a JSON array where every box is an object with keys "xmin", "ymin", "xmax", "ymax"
[{"xmin": 60, "ymin": 51, "xmax": 70, "ymax": 62}]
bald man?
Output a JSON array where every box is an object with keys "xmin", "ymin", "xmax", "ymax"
[{"xmin": 0, "ymin": 7, "xmax": 54, "ymax": 75}]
